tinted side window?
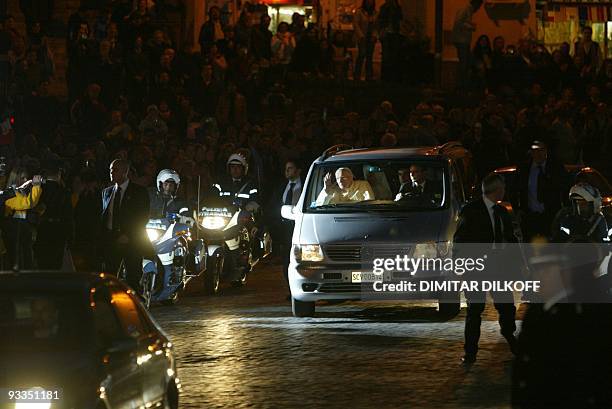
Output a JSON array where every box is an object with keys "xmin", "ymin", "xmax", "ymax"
[
  {"xmin": 109, "ymin": 286, "xmax": 146, "ymax": 339},
  {"xmin": 451, "ymin": 164, "xmax": 465, "ymax": 203},
  {"xmin": 92, "ymin": 286, "xmax": 124, "ymax": 348}
]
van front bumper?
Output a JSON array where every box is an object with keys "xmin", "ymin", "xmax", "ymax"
[{"xmin": 288, "ymin": 262, "xmax": 447, "ymax": 302}]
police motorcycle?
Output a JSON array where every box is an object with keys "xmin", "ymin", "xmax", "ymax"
[
  {"xmin": 140, "ymin": 170, "xmax": 207, "ymax": 307},
  {"xmin": 551, "ymin": 182, "xmax": 612, "ymax": 278},
  {"xmin": 198, "ymin": 154, "xmax": 272, "ymax": 292}
]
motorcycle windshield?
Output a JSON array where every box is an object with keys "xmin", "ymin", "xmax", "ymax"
[{"xmin": 200, "ymin": 196, "xmax": 237, "ymax": 215}]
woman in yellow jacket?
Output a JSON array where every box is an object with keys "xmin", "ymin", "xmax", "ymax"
[{"xmin": 3, "ymin": 175, "xmax": 42, "ymax": 270}]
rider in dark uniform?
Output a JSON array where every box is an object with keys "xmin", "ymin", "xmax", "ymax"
[
  {"xmin": 149, "ymin": 169, "xmax": 190, "ymax": 218},
  {"xmin": 213, "ymin": 153, "xmax": 260, "ymax": 212},
  {"xmin": 551, "ymin": 182, "xmax": 609, "ymax": 243},
  {"xmin": 213, "ymin": 153, "xmax": 268, "ymax": 261}
]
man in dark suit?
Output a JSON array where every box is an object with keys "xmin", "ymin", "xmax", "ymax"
[
  {"xmin": 516, "ymin": 140, "xmax": 569, "ymax": 242},
  {"xmin": 395, "ymin": 164, "xmax": 442, "ymax": 205},
  {"xmin": 34, "ymin": 160, "xmax": 73, "ymax": 270},
  {"xmin": 100, "ymin": 159, "xmax": 151, "ymax": 293},
  {"xmin": 454, "ymin": 172, "xmax": 520, "ymax": 365},
  {"xmin": 268, "ymin": 159, "xmax": 303, "ymax": 299}
]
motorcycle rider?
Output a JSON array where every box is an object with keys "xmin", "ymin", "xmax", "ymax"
[
  {"xmin": 147, "ymin": 168, "xmax": 204, "ymax": 300},
  {"xmin": 214, "ymin": 153, "xmax": 266, "ymax": 259},
  {"xmin": 149, "ymin": 169, "xmax": 191, "ymax": 218},
  {"xmin": 214, "ymin": 153, "xmax": 260, "ymax": 213},
  {"xmin": 551, "ymin": 182, "xmax": 609, "ymax": 243}
]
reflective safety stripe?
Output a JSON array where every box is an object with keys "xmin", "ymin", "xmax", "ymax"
[
  {"xmin": 213, "ymin": 184, "xmax": 222, "ymax": 191},
  {"xmin": 237, "ymin": 193, "xmax": 250, "ymax": 199},
  {"xmin": 221, "ymin": 192, "xmax": 231, "ymax": 196},
  {"xmin": 249, "ymin": 189, "xmax": 258, "ymax": 194}
]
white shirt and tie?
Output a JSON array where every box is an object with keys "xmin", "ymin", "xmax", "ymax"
[
  {"xmin": 283, "ymin": 179, "xmax": 302, "ymax": 206},
  {"xmin": 106, "ymin": 179, "xmax": 130, "ymax": 230}
]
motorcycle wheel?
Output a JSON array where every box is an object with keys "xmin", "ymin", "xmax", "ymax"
[
  {"xmin": 161, "ymin": 292, "xmax": 178, "ymax": 305},
  {"xmin": 203, "ymin": 255, "xmax": 222, "ymax": 295},
  {"xmin": 235, "ymin": 227, "xmax": 251, "ymax": 286}
]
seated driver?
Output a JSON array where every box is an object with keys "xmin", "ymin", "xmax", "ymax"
[
  {"xmin": 316, "ymin": 167, "xmax": 374, "ymax": 205},
  {"xmin": 395, "ymin": 164, "xmax": 440, "ymax": 203}
]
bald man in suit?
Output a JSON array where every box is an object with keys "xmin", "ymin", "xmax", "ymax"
[
  {"xmin": 454, "ymin": 172, "xmax": 521, "ymax": 365},
  {"xmin": 100, "ymin": 159, "xmax": 151, "ymax": 293}
]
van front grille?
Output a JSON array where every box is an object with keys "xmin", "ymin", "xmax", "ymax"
[
  {"xmin": 372, "ymin": 246, "xmax": 412, "ymax": 259},
  {"xmin": 324, "ymin": 245, "xmax": 361, "ymax": 261},
  {"xmin": 324, "ymin": 244, "xmax": 412, "ymax": 262}
]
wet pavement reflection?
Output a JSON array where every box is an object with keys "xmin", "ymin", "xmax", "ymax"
[{"xmin": 153, "ymin": 261, "xmax": 518, "ymax": 409}]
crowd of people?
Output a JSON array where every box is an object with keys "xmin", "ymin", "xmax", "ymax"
[{"xmin": 0, "ymin": 0, "xmax": 610, "ymax": 273}]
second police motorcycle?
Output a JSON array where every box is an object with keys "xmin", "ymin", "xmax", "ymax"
[{"xmin": 198, "ymin": 154, "xmax": 272, "ymax": 292}]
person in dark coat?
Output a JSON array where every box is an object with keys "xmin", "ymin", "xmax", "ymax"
[
  {"xmin": 268, "ymin": 159, "xmax": 302, "ymax": 298},
  {"xmin": 100, "ymin": 159, "xmax": 151, "ymax": 293},
  {"xmin": 198, "ymin": 6, "xmax": 225, "ymax": 54},
  {"xmin": 454, "ymin": 173, "xmax": 521, "ymax": 364},
  {"xmin": 512, "ymin": 240, "xmax": 612, "ymax": 408},
  {"xmin": 34, "ymin": 161, "xmax": 73, "ymax": 269},
  {"xmin": 250, "ymin": 14, "xmax": 272, "ymax": 65},
  {"xmin": 377, "ymin": 0, "xmax": 402, "ymax": 82},
  {"xmin": 72, "ymin": 167, "xmax": 101, "ymax": 271},
  {"xmin": 516, "ymin": 140, "xmax": 569, "ymax": 243},
  {"xmin": 395, "ymin": 164, "xmax": 442, "ymax": 205}
]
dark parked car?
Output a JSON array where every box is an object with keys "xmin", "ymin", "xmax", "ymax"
[{"xmin": 0, "ymin": 272, "xmax": 180, "ymax": 409}]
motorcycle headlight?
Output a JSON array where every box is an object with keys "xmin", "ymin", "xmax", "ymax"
[
  {"xmin": 146, "ymin": 228, "xmax": 165, "ymax": 242},
  {"xmin": 294, "ymin": 244, "xmax": 324, "ymax": 262},
  {"xmin": 201, "ymin": 216, "xmax": 231, "ymax": 230}
]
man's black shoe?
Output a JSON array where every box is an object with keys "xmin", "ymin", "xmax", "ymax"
[{"xmin": 461, "ymin": 354, "xmax": 476, "ymax": 365}]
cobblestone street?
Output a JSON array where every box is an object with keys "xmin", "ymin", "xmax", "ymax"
[{"xmin": 153, "ymin": 260, "xmax": 525, "ymax": 409}]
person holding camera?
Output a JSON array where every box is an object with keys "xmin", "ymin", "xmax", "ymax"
[{"xmin": 2, "ymin": 169, "xmax": 43, "ymax": 270}]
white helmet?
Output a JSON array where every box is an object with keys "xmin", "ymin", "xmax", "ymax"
[
  {"xmin": 157, "ymin": 169, "xmax": 181, "ymax": 195},
  {"xmin": 569, "ymin": 182, "xmax": 601, "ymax": 216},
  {"xmin": 226, "ymin": 153, "xmax": 248, "ymax": 175}
]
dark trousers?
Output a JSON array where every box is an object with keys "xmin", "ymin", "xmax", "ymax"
[
  {"xmin": 522, "ymin": 211, "xmax": 553, "ymax": 243},
  {"xmin": 102, "ymin": 232, "xmax": 143, "ymax": 292},
  {"xmin": 454, "ymin": 43, "xmax": 471, "ymax": 90},
  {"xmin": 381, "ymin": 33, "xmax": 402, "ymax": 82},
  {"xmin": 354, "ymin": 37, "xmax": 375, "ymax": 81},
  {"xmin": 34, "ymin": 222, "xmax": 66, "ymax": 269},
  {"xmin": 464, "ymin": 289, "xmax": 516, "ymax": 356},
  {"xmin": 2, "ymin": 219, "xmax": 34, "ymax": 270}
]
